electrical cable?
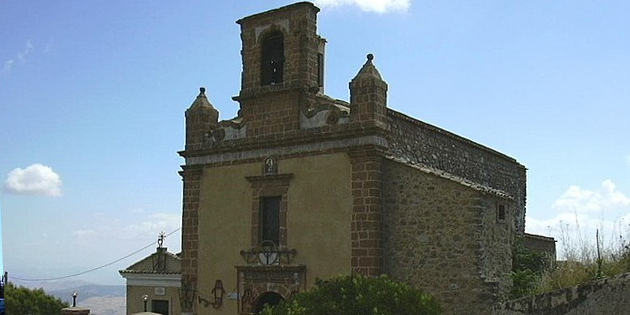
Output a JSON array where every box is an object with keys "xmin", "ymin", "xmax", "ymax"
[{"xmin": 11, "ymin": 228, "xmax": 181, "ymax": 282}]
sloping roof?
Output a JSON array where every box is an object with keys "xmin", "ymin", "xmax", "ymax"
[
  {"xmin": 119, "ymin": 248, "xmax": 181, "ymax": 275},
  {"xmin": 387, "ymin": 156, "xmax": 514, "ymax": 200}
]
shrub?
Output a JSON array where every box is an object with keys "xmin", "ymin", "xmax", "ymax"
[
  {"xmin": 260, "ymin": 274, "xmax": 442, "ymax": 315},
  {"xmin": 4, "ymin": 282, "xmax": 69, "ymax": 315},
  {"xmin": 513, "ymin": 225, "xmax": 630, "ymax": 297},
  {"xmin": 510, "ymin": 236, "xmax": 551, "ymax": 298}
]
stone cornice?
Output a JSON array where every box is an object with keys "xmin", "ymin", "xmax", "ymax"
[
  {"xmin": 119, "ymin": 272, "xmax": 182, "ymax": 287},
  {"xmin": 178, "ymin": 122, "xmax": 389, "ymax": 159},
  {"xmin": 184, "ymin": 134, "xmax": 387, "ymax": 167}
]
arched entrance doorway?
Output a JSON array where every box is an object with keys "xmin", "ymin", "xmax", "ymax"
[{"xmin": 253, "ymin": 292, "xmax": 284, "ymax": 314}]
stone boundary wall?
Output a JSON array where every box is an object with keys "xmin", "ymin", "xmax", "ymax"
[
  {"xmin": 387, "ymin": 109, "xmax": 527, "ymax": 231},
  {"xmin": 494, "ymin": 272, "xmax": 630, "ymax": 315}
]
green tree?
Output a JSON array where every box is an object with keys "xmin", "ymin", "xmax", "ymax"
[
  {"xmin": 510, "ymin": 236, "xmax": 550, "ymax": 298},
  {"xmin": 5, "ymin": 282, "xmax": 69, "ymax": 315},
  {"xmin": 261, "ymin": 274, "xmax": 442, "ymax": 315}
]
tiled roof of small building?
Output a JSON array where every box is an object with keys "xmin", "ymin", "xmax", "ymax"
[
  {"xmin": 119, "ymin": 249, "xmax": 181, "ymax": 275},
  {"xmin": 119, "ymin": 269, "xmax": 181, "ymax": 275}
]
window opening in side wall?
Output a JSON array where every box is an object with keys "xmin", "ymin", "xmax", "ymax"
[
  {"xmin": 317, "ymin": 53, "xmax": 324, "ymax": 87},
  {"xmin": 497, "ymin": 203, "xmax": 507, "ymax": 223},
  {"xmin": 261, "ymin": 32, "xmax": 284, "ymax": 86}
]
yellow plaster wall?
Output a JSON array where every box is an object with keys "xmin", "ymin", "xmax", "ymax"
[
  {"xmin": 126, "ymin": 285, "xmax": 181, "ymax": 315},
  {"xmin": 197, "ymin": 152, "xmax": 353, "ymax": 315}
]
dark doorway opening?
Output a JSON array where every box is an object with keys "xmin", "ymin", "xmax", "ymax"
[
  {"xmin": 151, "ymin": 299, "xmax": 169, "ymax": 315},
  {"xmin": 253, "ymin": 292, "xmax": 284, "ymax": 313}
]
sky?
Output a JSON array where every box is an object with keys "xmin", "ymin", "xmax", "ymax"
[{"xmin": 1, "ymin": 0, "xmax": 629, "ymax": 285}]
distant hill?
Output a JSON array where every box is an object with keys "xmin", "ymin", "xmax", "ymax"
[
  {"xmin": 49, "ymin": 284, "xmax": 125, "ymax": 303},
  {"xmin": 11, "ymin": 280, "xmax": 126, "ymax": 315},
  {"xmin": 82, "ymin": 296, "xmax": 126, "ymax": 315}
]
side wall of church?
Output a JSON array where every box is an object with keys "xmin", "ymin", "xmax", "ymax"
[
  {"xmin": 382, "ymin": 160, "xmax": 515, "ymax": 315},
  {"xmin": 195, "ymin": 152, "xmax": 353, "ymax": 315},
  {"xmin": 387, "ymin": 111, "xmax": 527, "ymax": 232}
]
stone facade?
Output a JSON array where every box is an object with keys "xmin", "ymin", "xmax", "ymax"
[
  {"xmin": 177, "ymin": 2, "xmax": 546, "ymax": 315},
  {"xmin": 388, "ymin": 111, "xmax": 527, "ymax": 232},
  {"xmin": 383, "ymin": 161, "xmax": 515, "ymax": 314}
]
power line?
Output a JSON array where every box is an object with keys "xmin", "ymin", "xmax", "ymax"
[{"xmin": 11, "ymin": 228, "xmax": 181, "ymax": 282}]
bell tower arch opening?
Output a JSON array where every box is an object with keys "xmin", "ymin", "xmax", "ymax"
[{"xmin": 260, "ymin": 31, "xmax": 285, "ymax": 86}]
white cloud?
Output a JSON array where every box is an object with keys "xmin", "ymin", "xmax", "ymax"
[
  {"xmin": 315, "ymin": 0, "xmax": 410, "ymax": 13},
  {"xmin": 123, "ymin": 212, "xmax": 181, "ymax": 236},
  {"xmin": 17, "ymin": 39, "xmax": 34, "ymax": 63},
  {"xmin": 131, "ymin": 207, "xmax": 146, "ymax": 214},
  {"xmin": 552, "ymin": 180, "xmax": 630, "ymax": 213},
  {"xmin": 2, "ymin": 39, "xmax": 34, "ymax": 74},
  {"xmin": 2, "ymin": 59, "xmax": 15, "ymax": 73},
  {"xmin": 527, "ymin": 180, "xmax": 630, "ymax": 260},
  {"xmin": 3, "ymin": 163, "xmax": 63, "ymax": 197},
  {"xmin": 72, "ymin": 212, "xmax": 181, "ymax": 248}
]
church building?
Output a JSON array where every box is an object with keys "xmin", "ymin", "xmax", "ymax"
[{"xmin": 178, "ymin": 2, "xmax": 543, "ymax": 315}]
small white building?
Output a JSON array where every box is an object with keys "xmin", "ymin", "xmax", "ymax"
[{"xmin": 120, "ymin": 235, "xmax": 181, "ymax": 315}]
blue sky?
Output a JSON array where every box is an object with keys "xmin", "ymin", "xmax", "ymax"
[{"xmin": 1, "ymin": 0, "xmax": 629, "ymax": 285}]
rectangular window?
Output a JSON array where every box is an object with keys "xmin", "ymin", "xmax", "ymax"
[
  {"xmin": 260, "ymin": 196, "xmax": 281, "ymax": 245},
  {"xmin": 152, "ymin": 300, "xmax": 169, "ymax": 315},
  {"xmin": 497, "ymin": 203, "xmax": 506, "ymax": 222},
  {"xmin": 317, "ymin": 53, "xmax": 324, "ymax": 87}
]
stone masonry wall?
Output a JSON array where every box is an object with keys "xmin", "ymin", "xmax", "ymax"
[
  {"xmin": 523, "ymin": 233, "xmax": 556, "ymax": 260},
  {"xmin": 479, "ymin": 197, "xmax": 515, "ymax": 300},
  {"xmin": 179, "ymin": 166, "xmax": 202, "ymax": 314},
  {"xmin": 239, "ymin": 89, "xmax": 303, "ymax": 138},
  {"xmin": 494, "ymin": 272, "xmax": 630, "ymax": 315},
  {"xmin": 349, "ymin": 149, "xmax": 384, "ymax": 276},
  {"xmin": 383, "ymin": 160, "xmax": 513, "ymax": 315},
  {"xmin": 387, "ymin": 110, "xmax": 527, "ymax": 232}
]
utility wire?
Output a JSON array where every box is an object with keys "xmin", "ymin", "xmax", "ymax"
[{"xmin": 11, "ymin": 228, "xmax": 181, "ymax": 282}]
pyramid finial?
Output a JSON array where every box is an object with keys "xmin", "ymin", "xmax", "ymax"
[
  {"xmin": 189, "ymin": 87, "xmax": 215, "ymax": 110},
  {"xmin": 352, "ymin": 52, "xmax": 382, "ymax": 80}
]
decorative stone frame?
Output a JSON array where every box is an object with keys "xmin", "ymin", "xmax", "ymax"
[
  {"xmin": 236, "ymin": 265, "xmax": 306, "ymax": 314},
  {"xmin": 245, "ymin": 173, "xmax": 293, "ymax": 247}
]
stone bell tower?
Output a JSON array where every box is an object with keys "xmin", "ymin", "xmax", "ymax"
[{"xmin": 234, "ymin": 2, "xmax": 326, "ymax": 137}]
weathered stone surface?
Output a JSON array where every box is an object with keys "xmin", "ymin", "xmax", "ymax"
[
  {"xmin": 383, "ymin": 160, "xmax": 515, "ymax": 315},
  {"xmin": 494, "ymin": 272, "xmax": 630, "ymax": 315},
  {"xmin": 524, "ymin": 233, "xmax": 556, "ymax": 261},
  {"xmin": 387, "ymin": 110, "xmax": 527, "ymax": 232}
]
